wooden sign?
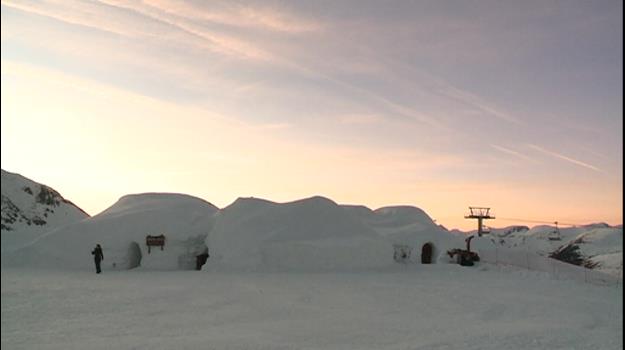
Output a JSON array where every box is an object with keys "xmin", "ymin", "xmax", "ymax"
[{"xmin": 146, "ymin": 234, "xmax": 165, "ymax": 253}]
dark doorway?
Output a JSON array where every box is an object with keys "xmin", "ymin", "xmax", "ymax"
[
  {"xmin": 421, "ymin": 243, "xmax": 433, "ymax": 264},
  {"xmin": 196, "ymin": 247, "xmax": 209, "ymax": 270}
]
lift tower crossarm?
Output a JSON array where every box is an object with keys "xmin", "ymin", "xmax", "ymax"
[{"xmin": 465, "ymin": 206, "xmax": 495, "ymax": 237}]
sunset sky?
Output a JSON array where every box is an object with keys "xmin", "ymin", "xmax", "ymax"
[{"xmin": 1, "ymin": 0, "xmax": 622, "ymax": 230}]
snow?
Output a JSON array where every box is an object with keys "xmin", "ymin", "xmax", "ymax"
[
  {"xmin": 571, "ymin": 228, "xmax": 623, "ymax": 276},
  {"xmin": 206, "ymin": 196, "xmax": 394, "ymax": 271},
  {"xmin": 1, "ymin": 266, "xmax": 622, "ymax": 350},
  {"xmin": 494, "ymin": 224, "xmax": 623, "ymax": 276},
  {"xmin": 344, "ymin": 203, "xmax": 462, "ymax": 263},
  {"xmin": 1, "ymin": 171, "xmax": 622, "ymax": 349},
  {"xmin": 1, "ymin": 193, "xmax": 218, "ymax": 271},
  {"xmin": 2, "ymin": 167, "xmax": 619, "ymax": 277},
  {"xmin": 1, "ymin": 169, "xmax": 89, "ymax": 253},
  {"xmin": 591, "ymin": 252, "xmax": 623, "ymax": 277}
]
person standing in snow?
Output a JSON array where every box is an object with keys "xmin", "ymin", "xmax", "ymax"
[{"xmin": 91, "ymin": 244, "xmax": 104, "ymax": 274}]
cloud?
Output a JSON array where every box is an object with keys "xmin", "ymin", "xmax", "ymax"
[
  {"xmin": 434, "ymin": 84, "xmax": 523, "ymax": 125},
  {"xmin": 3, "ymin": 0, "xmax": 278, "ymax": 62},
  {"xmin": 527, "ymin": 144, "xmax": 602, "ymax": 172},
  {"xmin": 337, "ymin": 114, "xmax": 383, "ymax": 125},
  {"xmin": 2, "ymin": 0, "xmax": 139, "ymax": 38},
  {"xmin": 252, "ymin": 122, "xmax": 292, "ymax": 130},
  {"xmin": 0, "ymin": 0, "xmax": 458, "ymax": 132},
  {"xmin": 143, "ymin": 0, "xmax": 323, "ymax": 33},
  {"xmin": 97, "ymin": 0, "xmax": 276, "ymax": 62}
]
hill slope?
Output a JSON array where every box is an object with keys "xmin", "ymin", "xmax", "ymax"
[
  {"xmin": 490, "ymin": 224, "xmax": 623, "ymax": 277},
  {"xmin": 1, "ymin": 169, "xmax": 89, "ymax": 252}
]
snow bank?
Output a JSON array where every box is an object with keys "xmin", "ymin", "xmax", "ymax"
[
  {"xmin": 206, "ymin": 196, "xmax": 393, "ymax": 271},
  {"xmin": 1, "ymin": 193, "xmax": 218, "ymax": 271}
]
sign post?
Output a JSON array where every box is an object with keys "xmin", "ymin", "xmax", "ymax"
[{"xmin": 146, "ymin": 234, "xmax": 165, "ymax": 254}]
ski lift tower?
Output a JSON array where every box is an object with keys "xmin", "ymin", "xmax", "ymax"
[{"xmin": 465, "ymin": 207, "xmax": 495, "ymax": 237}]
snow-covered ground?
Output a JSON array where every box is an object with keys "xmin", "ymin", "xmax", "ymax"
[{"xmin": 2, "ymin": 265, "xmax": 622, "ymax": 350}]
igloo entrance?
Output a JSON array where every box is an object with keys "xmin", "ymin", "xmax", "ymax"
[
  {"xmin": 127, "ymin": 241, "xmax": 142, "ymax": 269},
  {"xmin": 196, "ymin": 247, "xmax": 209, "ymax": 270},
  {"xmin": 421, "ymin": 243, "xmax": 434, "ymax": 264}
]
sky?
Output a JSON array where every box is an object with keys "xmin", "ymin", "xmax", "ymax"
[{"xmin": 1, "ymin": 0, "xmax": 622, "ymax": 230}]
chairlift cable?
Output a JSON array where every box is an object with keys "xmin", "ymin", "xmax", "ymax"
[{"xmin": 496, "ymin": 217, "xmax": 578, "ymax": 227}]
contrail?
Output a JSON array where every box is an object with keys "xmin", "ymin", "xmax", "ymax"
[
  {"xmin": 527, "ymin": 144, "xmax": 602, "ymax": 172},
  {"xmin": 491, "ymin": 144, "xmax": 537, "ymax": 163}
]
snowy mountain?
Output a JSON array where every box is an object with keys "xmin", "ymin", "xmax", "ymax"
[
  {"xmin": 487, "ymin": 225, "xmax": 530, "ymax": 237},
  {"xmin": 484, "ymin": 223, "xmax": 623, "ymax": 277},
  {"xmin": 1, "ymin": 169, "xmax": 89, "ymax": 252},
  {"xmin": 549, "ymin": 227, "xmax": 623, "ymax": 277}
]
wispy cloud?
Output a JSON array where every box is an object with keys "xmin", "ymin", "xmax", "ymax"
[
  {"xmin": 253, "ymin": 122, "xmax": 292, "ymax": 131},
  {"xmin": 3, "ymin": 0, "xmax": 278, "ymax": 62},
  {"xmin": 2, "ymin": 0, "xmax": 139, "ymax": 38},
  {"xmin": 435, "ymin": 84, "xmax": 523, "ymax": 125},
  {"xmin": 337, "ymin": 114, "xmax": 383, "ymax": 125},
  {"xmin": 527, "ymin": 144, "xmax": 602, "ymax": 172},
  {"xmin": 143, "ymin": 0, "xmax": 322, "ymax": 33},
  {"xmin": 356, "ymin": 58, "xmax": 523, "ymax": 130},
  {"xmin": 293, "ymin": 66, "xmax": 446, "ymax": 128},
  {"xmin": 1, "ymin": 0, "xmax": 452, "ymax": 131},
  {"xmin": 97, "ymin": 0, "xmax": 276, "ymax": 62},
  {"xmin": 491, "ymin": 144, "xmax": 537, "ymax": 163}
]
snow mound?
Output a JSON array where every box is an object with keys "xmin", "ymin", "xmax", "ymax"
[
  {"xmin": 374, "ymin": 206, "xmax": 436, "ymax": 227},
  {"xmin": 98, "ymin": 193, "xmax": 212, "ymax": 217},
  {"xmin": 206, "ymin": 196, "xmax": 393, "ymax": 271},
  {"xmin": 2, "ymin": 193, "xmax": 218, "ymax": 271},
  {"xmin": 344, "ymin": 204, "xmax": 462, "ymax": 263}
]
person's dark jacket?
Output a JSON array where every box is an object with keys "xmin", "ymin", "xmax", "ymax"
[{"xmin": 92, "ymin": 246, "xmax": 104, "ymax": 262}]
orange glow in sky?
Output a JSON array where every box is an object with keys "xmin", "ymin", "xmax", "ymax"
[{"xmin": 1, "ymin": 1, "xmax": 622, "ymax": 230}]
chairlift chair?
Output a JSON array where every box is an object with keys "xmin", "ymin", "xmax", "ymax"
[{"xmin": 548, "ymin": 222, "xmax": 561, "ymax": 241}]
